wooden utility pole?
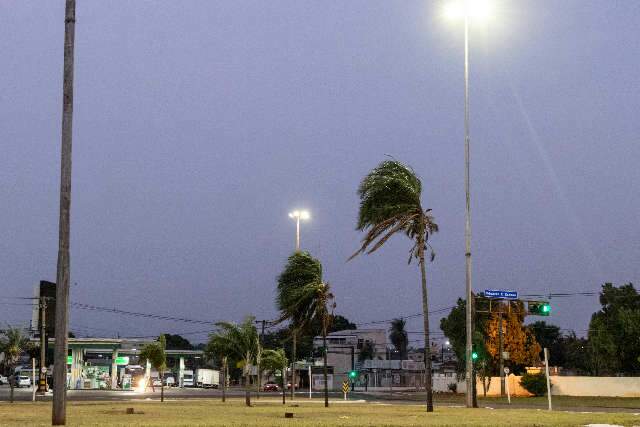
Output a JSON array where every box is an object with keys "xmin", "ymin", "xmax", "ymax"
[{"xmin": 52, "ymin": 0, "xmax": 76, "ymax": 424}]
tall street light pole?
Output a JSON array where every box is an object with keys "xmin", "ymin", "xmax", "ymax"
[
  {"xmin": 288, "ymin": 210, "xmax": 310, "ymax": 251},
  {"xmin": 53, "ymin": 0, "xmax": 76, "ymax": 424},
  {"xmin": 443, "ymin": 0, "xmax": 493, "ymax": 408},
  {"xmin": 463, "ymin": 11, "xmax": 474, "ymax": 410}
]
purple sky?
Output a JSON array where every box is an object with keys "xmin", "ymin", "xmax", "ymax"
[{"xmin": 2, "ymin": 1, "xmax": 639, "ymax": 344}]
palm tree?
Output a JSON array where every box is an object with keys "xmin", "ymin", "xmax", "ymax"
[
  {"xmin": 205, "ymin": 334, "xmax": 232, "ymax": 403},
  {"xmin": 276, "ymin": 251, "xmax": 322, "ymax": 400},
  {"xmin": 288, "ymin": 281, "xmax": 335, "ymax": 407},
  {"xmin": 139, "ymin": 335, "xmax": 167, "ymax": 402},
  {"xmin": 0, "ymin": 327, "xmax": 30, "ymax": 403},
  {"xmin": 350, "ymin": 159, "xmax": 438, "ymax": 412},
  {"xmin": 211, "ymin": 317, "xmax": 259, "ymax": 406},
  {"xmin": 389, "ymin": 318, "xmax": 408, "ymax": 360},
  {"xmin": 261, "ymin": 348, "xmax": 288, "ymax": 405}
]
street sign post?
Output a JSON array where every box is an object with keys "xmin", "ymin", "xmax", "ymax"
[
  {"xmin": 485, "ymin": 289, "xmax": 518, "ymax": 300},
  {"xmin": 342, "ymin": 380, "xmax": 349, "ymax": 400},
  {"xmin": 504, "ymin": 367, "xmax": 511, "ymax": 404}
]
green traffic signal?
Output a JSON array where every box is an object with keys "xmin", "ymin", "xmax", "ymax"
[
  {"xmin": 528, "ymin": 301, "xmax": 551, "ymax": 316},
  {"xmin": 471, "ymin": 351, "xmax": 478, "ymax": 361},
  {"xmin": 348, "ymin": 370, "xmax": 358, "ymax": 379}
]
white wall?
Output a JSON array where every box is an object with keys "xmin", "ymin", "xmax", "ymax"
[
  {"xmin": 455, "ymin": 375, "xmax": 640, "ymax": 397},
  {"xmin": 550, "ymin": 376, "xmax": 640, "ymax": 397}
]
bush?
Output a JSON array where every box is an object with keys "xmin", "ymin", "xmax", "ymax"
[
  {"xmin": 520, "ymin": 372, "xmax": 550, "ymax": 396},
  {"xmin": 447, "ymin": 382, "xmax": 457, "ymax": 393}
]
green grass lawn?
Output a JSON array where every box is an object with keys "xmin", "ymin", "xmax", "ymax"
[
  {"xmin": 374, "ymin": 392, "xmax": 640, "ymax": 410},
  {"xmin": 1, "ymin": 399, "xmax": 638, "ymax": 426}
]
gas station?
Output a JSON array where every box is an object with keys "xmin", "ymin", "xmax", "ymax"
[{"xmin": 43, "ymin": 338, "xmax": 204, "ymax": 390}]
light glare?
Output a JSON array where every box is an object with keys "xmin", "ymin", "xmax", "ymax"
[
  {"xmin": 443, "ymin": 0, "xmax": 493, "ymax": 21},
  {"xmin": 289, "ymin": 210, "xmax": 310, "ymax": 220}
]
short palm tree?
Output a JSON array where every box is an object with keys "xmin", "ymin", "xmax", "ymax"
[
  {"xmin": 288, "ymin": 281, "xmax": 335, "ymax": 407},
  {"xmin": 389, "ymin": 318, "xmax": 409, "ymax": 360},
  {"xmin": 205, "ymin": 334, "xmax": 232, "ymax": 403},
  {"xmin": 261, "ymin": 348, "xmax": 288, "ymax": 405},
  {"xmin": 350, "ymin": 159, "xmax": 438, "ymax": 412},
  {"xmin": 276, "ymin": 251, "xmax": 322, "ymax": 399},
  {"xmin": 211, "ymin": 317, "xmax": 259, "ymax": 406},
  {"xmin": 0, "ymin": 327, "xmax": 30, "ymax": 403},
  {"xmin": 139, "ymin": 335, "xmax": 167, "ymax": 402}
]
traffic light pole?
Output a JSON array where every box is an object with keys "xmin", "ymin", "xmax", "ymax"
[
  {"xmin": 499, "ymin": 311, "xmax": 505, "ymax": 397},
  {"xmin": 37, "ymin": 297, "xmax": 47, "ymax": 394}
]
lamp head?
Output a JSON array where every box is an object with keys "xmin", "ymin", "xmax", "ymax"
[{"xmin": 444, "ymin": 0, "xmax": 493, "ymax": 22}]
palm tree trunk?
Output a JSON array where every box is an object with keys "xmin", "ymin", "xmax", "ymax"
[
  {"xmin": 221, "ymin": 357, "xmax": 226, "ymax": 403},
  {"xmin": 160, "ymin": 369, "xmax": 164, "ymax": 402},
  {"xmin": 256, "ymin": 345, "xmax": 261, "ymax": 400},
  {"xmin": 281, "ymin": 364, "xmax": 286, "ymax": 405},
  {"xmin": 322, "ymin": 323, "xmax": 329, "ymax": 408},
  {"xmin": 419, "ymin": 244, "xmax": 434, "ymax": 412},
  {"xmin": 290, "ymin": 332, "xmax": 296, "ymax": 400},
  {"xmin": 9, "ymin": 382, "xmax": 14, "ymax": 404}
]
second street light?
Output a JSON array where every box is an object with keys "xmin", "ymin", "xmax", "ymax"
[
  {"xmin": 443, "ymin": 0, "xmax": 494, "ymax": 409},
  {"xmin": 288, "ymin": 210, "xmax": 310, "ymax": 251}
]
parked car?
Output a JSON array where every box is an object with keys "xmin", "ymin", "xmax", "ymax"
[
  {"xmin": 286, "ymin": 382, "xmax": 299, "ymax": 390},
  {"xmin": 263, "ymin": 382, "xmax": 279, "ymax": 392},
  {"xmin": 17, "ymin": 376, "xmax": 31, "ymax": 388},
  {"xmin": 151, "ymin": 377, "xmax": 162, "ymax": 387},
  {"xmin": 0, "ymin": 375, "xmax": 7, "ymax": 385}
]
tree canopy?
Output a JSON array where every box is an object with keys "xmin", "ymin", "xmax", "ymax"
[{"xmin": 588, "ymin": 283, "xmax": 640, "ymax": 375}]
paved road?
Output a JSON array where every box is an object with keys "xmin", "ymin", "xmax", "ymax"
[{"xmin": 1, "ymin": 385, "xmax": 638, "ymax": 414}]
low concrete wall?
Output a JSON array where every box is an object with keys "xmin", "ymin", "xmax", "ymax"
[
  {"xmin": 466, "ymin": 375, "xmax": 640, "ymax": 397},
  {"xmin": 550, "ymin": 376, "xmax": 640, "ymax": 397}
]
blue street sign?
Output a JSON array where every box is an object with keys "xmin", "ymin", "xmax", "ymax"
[{"xmin": 485, "ymin": 289, "xmax": 518, "ymax": 300}]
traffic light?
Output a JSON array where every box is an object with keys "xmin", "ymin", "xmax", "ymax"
[
  {"xmin": 471, "ymin": 351, "xmax": 479, "ymax": 361},
  {"xmin": 528, "ymin": 301, "xmax": 551, "ymax": 316},
  {"xmin": 348, "ymin": 370, "xmax": 358, "ymax": 380}
]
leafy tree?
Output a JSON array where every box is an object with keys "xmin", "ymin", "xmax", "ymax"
[
  {"xmin": 329, "ymin": 315, "xmax": 356, "ymax": 332},
  {"xmin": 588, "ymin": 283, "xmax": 640, "ymax": 375},
  {"xmin": 529, "ymin": 321, "xmax": 565, "ymax": 366},
  {"xmin": 484, "ymin": 301, "xmax": 541, "ymax": 372},
  {"xmin": 350, "ymin": 159, "xmax": 438, "ymax": 412},
  {"xmin": 261, "ymin": 349, "xmax": 288, "ymax": 405},
  {"xmin": 0, "ymin": 327, "xmax": 30, "ymax": 403},
  {"xmin": 161, "ymin": 334, "xmax": 193, "ymax": 350},
  {"xmin": 276, "ymin": 251, "xmax": 323, "ymax": 400},
  {"xmin": 358, "ymin": 341, "xmax": 376, "ymax": 362},
  {"xmin": 557, "ymin": 332, "xmax": 594, "ymax": 375},
  {"xmin": 139, "ymin": 335, "xmax": 167, "ymax": 402},
  {"xmin": 210, "ymin": 317, "xmax": 259, "ymax": 406},
  {"xmin": 389, "ymin": 318, "xmax": 408, "ymax": 360},
  {"xmin": 440, "ymin": 297, "xmax": 487, "ymax": 375}
]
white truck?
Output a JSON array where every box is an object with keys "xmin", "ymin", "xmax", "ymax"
[
  {"xmin": 183, "ymin": 370, "xmax": 194, "ymax": 387},
  {"xmin": 195, "ymin": 369, "xmax": 219, "ymax": 388}
]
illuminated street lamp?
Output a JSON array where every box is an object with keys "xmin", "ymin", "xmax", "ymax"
[
  {"xmin": 443, "ymin": 0, "xmax": 494, "ymax": 409},
  {"xmin": 288, "ymin": 210, "xmax": 310, "ymax": 251}
]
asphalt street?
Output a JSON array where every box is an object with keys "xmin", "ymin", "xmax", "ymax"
[{"xmin": 1, "ymin": 385, "xmax": 638, "ymax": 414}]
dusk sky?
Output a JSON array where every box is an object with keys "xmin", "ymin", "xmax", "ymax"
[{"xmin": 2, "ymin": 1, "xmax": 639, "ymax": 345}]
